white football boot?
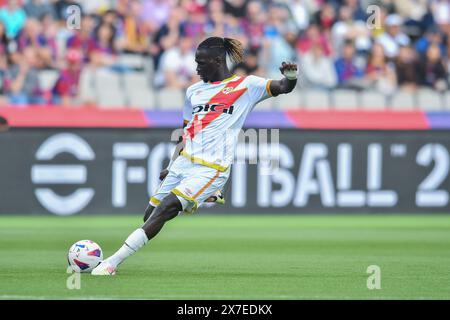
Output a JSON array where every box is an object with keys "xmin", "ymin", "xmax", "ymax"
[{"xmin": 91, "ymin": 260, "xmax": 116, "ymax": 276}]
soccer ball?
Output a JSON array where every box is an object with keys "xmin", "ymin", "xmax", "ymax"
[{"xmin": 67, "ymin": 240, "xmax": 103, "ymax": 273}]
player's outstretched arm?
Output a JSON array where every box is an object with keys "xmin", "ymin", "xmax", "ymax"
[{"xmin": 269, "ymin": 61, "xmax": 298, "ymax": 97}]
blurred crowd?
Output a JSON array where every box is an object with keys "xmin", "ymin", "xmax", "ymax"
[{"xmin": 1, "ymin": 0, "xmax": 450, "ymax": 107}]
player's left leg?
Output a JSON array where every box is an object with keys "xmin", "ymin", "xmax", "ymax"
[
  {"xmin": 144, "ymin": 189, "xmax": 225, "ymax": 222},
  {"xmin": 143, "ymin": 203, "xmax": 155, "ymax": 222},
  {"xmin": 141, "ymin": 193, "xmax": 181, "ymax": 239}
]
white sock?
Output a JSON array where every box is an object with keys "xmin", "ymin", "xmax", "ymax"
[{"xmin": 107, "ymin": 228, "xmax": 148, "ymax": 268}]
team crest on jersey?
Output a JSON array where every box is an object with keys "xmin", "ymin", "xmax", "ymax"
[{"xmin": 222, "ymin": 87, "xmax": 234, "ymax": 94}]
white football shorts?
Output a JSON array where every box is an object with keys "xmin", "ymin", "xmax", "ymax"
[{"xmin": 149, "ymin": 155, "xmax": 230, "ymax": 213}]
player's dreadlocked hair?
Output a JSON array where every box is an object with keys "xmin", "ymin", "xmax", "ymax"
[{"xmin": 198, "ymin": 37, "xmax": 244, "ymax": 65}]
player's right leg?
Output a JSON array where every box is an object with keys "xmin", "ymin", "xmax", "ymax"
[
  {"xmin": 92, "ymin": 159, "xmax": 185, "ymax": 276},
  {"xmin": 91, "ymin": 193, "xmax": 182, "ymax": 275}
]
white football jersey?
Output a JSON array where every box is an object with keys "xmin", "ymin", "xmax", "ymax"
[{"xmin": 181, "ymin": 74, "xmax": 273, "ymax": 170}]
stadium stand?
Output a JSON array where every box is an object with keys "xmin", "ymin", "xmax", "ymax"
[
  {"xmin": 417, "ymin": 88, "xmax": 445, "ymax": 111},
  {"xmin": 360, "ymin": 90, "xmax": 386, "ymax": 110},
  {"xmin": 0, "ymin": 0, "xmax": 449, "ymax": 111},
  {"xmin": 389, "ymin": 90, "xmax": 416, "ymax": 110},
  {"xmin": 302, "ymin": 89, "xmax": 331, "ymax": 110},
  {"xmin": 332, "ymin": 89, "xmax": 359, "ymax": 110}
]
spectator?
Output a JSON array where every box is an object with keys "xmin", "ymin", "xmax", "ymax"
[
  {"xmin": 41, "ymin": 13, "xmax": 61, "ymax": 62},
  {"xmin": 0, "ymin": 21, "xmax": 8, "ymax": 102},
  {"xmin": 301, "ymin": 42, "xmax": 338, "ymax": 89},
  {"xmin": 24, "ymin": 0, "xmax": 57, "ymax": 20},
  {"xmin": 334, "ymin": 40, "xmax": 365, "ymax": 89},
  {"xmin": 286, "ymin": 0, "xmax": 310, "ymax": 31},
  {"xmin": 154, "ymin": 34, "xmax": 198, "ymax": 89},
  {"xmin": 52, "ymin": 49, "xmax": 83, "ymax": 106},
  {"xmin": 150, "ymin": 6, "xmax": 185, "ymax": 71},
  {"xmin": 87, "ymin": 21, "xmax": 119, "ymax": 68},
  {"xmin": 206, "ymin": 0, "xmax": 226, "ymax": 36},
  {"xmin": 224, "ymin": 13, "xmax": 247, "ymax": 44},
  {"xmin": 241, "ymin": 1, "xmax": 266, "ymax": 50},
  {"xmin": 17, "ymin": 18, "xmax": 53, "ymax": 68},
  {"xmin": 0, "ymin": 21, "xmax": 9, "ymax": 70},
  {"xmin": 415, "ymin": 25, "xmax": 446, "ymax": 57},
  {"xmin": 76, "ymin": 0, "xmax": 111, "ymax": 15},
  {"xmin": 431, "ymin": 0, "xmax": 450, "ymax": 29},
  {"xmin": 264, "ymin": 4, "xmax": 292, "ymax": 38},
  {"xmin": 3, "ymin": 48, "xmax": 44, "ymax": 105},
  {"xmin": 141, "ymin": 0, "xmax": 172, "ymax": 33},
  {"xmin": 344, "ymin": 0, "xmax": 367, "ymax": 22},
  {"xmin": 232, "ymin": 48, "xmax": 262, "ymax": 76},
  {"xmin": 183, "ymin": 3, "xmax": 208, "ymax": 40},
  {"xmin": 395, "ymin": 0, "xmax": 428, "ymax": 34},
  {"xmin": 53, "ymin": 0, "xmax": 78, "ymax": 21},
  {"xmin": 418, "ymin": 43, "xmax": 448, "ymax": 91},
  {"xmin": 223, "ymin": 0, "xmax": 249, "ymax": 19},
  {"xmin": 0, "ymin": 0, "xmax": 27, "ymax": 39},
  {"xmin": 394, "ymin": 45, "xmax": 419, "ymax": 91},
  {"xmin": 121, "ymin": 0, "xmax": 149, "ymax": 54},
  {"xmin": 260, "ymin": 4, "xmax": 298, "ymax": 76},
  {"xmin": 420, "ymin": 2, "xmax": 437, "ymax": 32},
  {"xmin": 446, "ymin": 38, "xmax": 450, "ymax": 82},
  {"xmin": 102, "ymin": 9, "xmax": 123, "ymax": 39},
  {"xmin": 331, "ymin": 5, "xmax": 371, "ymax": 55},
  {"xmin": 313, "ymin": 2, "xmax": 336, "ymax": 33},
  {"xmin": 364, "ymin": 43, "xmax": 397, "ymax": 94},
  {"xmin": 297, "ymin": 24, "xmax": 332, "ymax": 56},
  {"xmin": 377, "ymin": 14, "xmax": 411, "ymax": 59},
  {"xmin": 67, "ymin": 14, "xmax": 97, "ymax": 62},
  {"xmin": 261, "ymin": 27, "xmax": 298, "ymax": 79}
]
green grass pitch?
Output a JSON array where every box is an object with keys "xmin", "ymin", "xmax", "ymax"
[{"xmin": 0, "ymin": 214, "xmax": 449, "ymax": 300}]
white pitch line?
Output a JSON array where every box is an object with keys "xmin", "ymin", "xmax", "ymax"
[
  {"xmin": 0, "ymin": 295, "xmax": 51, "ymax": 300},
  {"xmin": 0, "ymin": 295, "xmax": 118, "ymax": 300},
  {"xmin": 0, "ymin": 294, "xmax": 440, "ymax": 300}
]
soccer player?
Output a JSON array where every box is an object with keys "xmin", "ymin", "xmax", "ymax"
[{"xmin": 92, "ymin": 37, "xmax": 297, "ymax": 275}]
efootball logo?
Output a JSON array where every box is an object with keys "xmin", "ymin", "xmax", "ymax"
[
  {"xmin": 31, "ymin": 133, "xmax": 95, "ymax": 215},
  {"xmin": 192, "ymin": 103, "xmax": 234, "ymax": 115}
]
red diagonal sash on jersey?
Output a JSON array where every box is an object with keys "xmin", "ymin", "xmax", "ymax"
[{"xmin": 185, "ymin": 77, "xmax": 247, "ymax": 140}]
